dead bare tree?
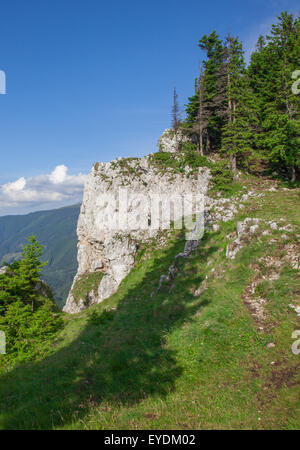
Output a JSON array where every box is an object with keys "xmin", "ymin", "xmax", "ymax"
[{"xmin": 171, "ymin": 86, "xmax": 181, "ymax": 146}]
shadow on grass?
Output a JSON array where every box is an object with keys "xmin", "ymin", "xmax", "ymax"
[{"xmin": 0, "ymin": 234, "xmax": 215, "ymax": 430}]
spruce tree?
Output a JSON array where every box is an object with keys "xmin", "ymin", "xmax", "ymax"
[
  {"xmin": 221, "ymin": 36, "xmax": 258, "ymax": 170},
  {"xmin": 249, "ymin": 12, "xmax": 300, "ymax": 180},
  {"xmin": 198, "ymin": 31, "xmax": 226, "ymax": 152},
  {"xmin": 185, "ymin": 78, "xmax": 200, "ymax": 126},
  {"xmin": 0, "ymin": 236, "xmax": 48, "ymax": 313}
]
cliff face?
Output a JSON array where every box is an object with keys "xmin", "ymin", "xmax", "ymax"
[{"xmin": 63, "ymin": 147, "xmax": 210, "ymax": 313}]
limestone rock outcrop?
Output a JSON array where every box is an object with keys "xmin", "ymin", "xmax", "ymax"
[
  {"xmin": 63, "ymin": 155, "xmax": 210, "ymax": 313},
  {"xmin": 0, "ymin": 266, "xmax": 8, "ymax": 275},
  {"xmin": 158, "ymin": 128, "xmax": 190, "ymax": 153}
]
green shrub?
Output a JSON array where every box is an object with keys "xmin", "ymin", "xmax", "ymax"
[
  {"xmin": 209, "ymin": 160, "xmax": 243, "ymax": 196},
  {"xmin": 149, "ymin": 149, "xmax": 241, "ymax": 196},
  {"xmin": 0, "ymin": 236, "xmax": 63, "ymax": 368},
  {"xmin": 71, "ymin": 272, "xmax": 104, "ymax": 305},
  {"xmin": 0, "ymin": 300, "xmax": 63, "ymax": 367},
  {"xmin": 148, "ymin": 149, "xmax": 209, "ymax": 175}
]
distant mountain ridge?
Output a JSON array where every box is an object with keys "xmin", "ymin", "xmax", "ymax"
[{"xmin": 0, "ymin": 204, "xmax": 80, "ymax": 308}]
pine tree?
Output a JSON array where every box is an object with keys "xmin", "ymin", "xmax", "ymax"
[
  {"xmin": 0, "ymin": 236, "xmax": 62, "ymax": 365},
  {"xmin": 195, "ymin": 66, "xmax": 205, "ymax": 155},
  {"xmin": 0, "ymin": 236, "xmax": 48, "ymax": 313},
  {"xmin": 183, "ymin": 12, "xmax": 299, "ymax": 178},
  {"xmin": 249, "ymin": 12, "xmax": 300, "ymax": 180},
  {"xmin": 263, "ymin": 113, "xmax": 300, "ymax": 180},
  {"xmin": 17, "ymin": 236, "xmax": 48, "ymax": 311},
  {"xmin": 198, "ymin": 31, "xmax": 226, "ymax": 152},
  {"xmin": 184, "ymin": 31, "xmax": 228, "ymax": 153},
  {"xmin": 185, "ymin": 78, "xmax": 200, "ymax": 126},
  {"xmin": 191, "ymin": 66, "xmax": 210, "ymax": 155},
  {"xmin": 221, "ymin": 36, "xmax": 258, "ymax": 170}
]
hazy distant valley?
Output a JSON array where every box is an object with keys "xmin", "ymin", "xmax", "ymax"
[{"xmin": 0, "ymin": 204, "xmax": 80, "ymax": 307}]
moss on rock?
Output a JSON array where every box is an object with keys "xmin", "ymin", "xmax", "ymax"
[{"xmin": 71, "ymin": 271, "xmax": 104, "ymax": 305}]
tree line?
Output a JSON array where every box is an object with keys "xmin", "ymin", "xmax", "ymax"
[{"xmin": 171, "ymin": 12, "xmax": 300, "ymax": 181}]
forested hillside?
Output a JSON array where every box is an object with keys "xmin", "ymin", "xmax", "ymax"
[
  {"xmin": 0, "ymin": 205, "xmax": 80, "ymax": 306},
  {"xmin": 178, "ymin": 11, "xmax": 299, "ymax": 180}
]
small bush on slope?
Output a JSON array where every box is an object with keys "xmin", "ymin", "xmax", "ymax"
[{"xmin": 0, "ymin": 300, "xmax": 63, "ymax": 366}]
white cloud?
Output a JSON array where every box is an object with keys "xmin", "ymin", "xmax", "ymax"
[
  {"xmin": 49, "ymin": 165, "xmax": 68, "ymax": 184},
  {"xmin": 2, "ymin": 177, "xmax": 27, "ymax": 194},
  {"xmin": 0, "ymin": 165, "xmax": 87, "ymax": 216}
]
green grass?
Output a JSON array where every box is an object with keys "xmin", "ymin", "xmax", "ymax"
[
  {"xmin": 110, "ymin": 157, "xmax": 143, "ymax": 181},
  {"xmin": 0, "ymin": 180, "xmax": 299, "ymax": 430},
  {"xmin": 71, "ymin": 272, "xmax": 104, "ymax": 305},
  {"xmin": 148, "ymin": 150, "xmax": 243, "ymax": 197}
]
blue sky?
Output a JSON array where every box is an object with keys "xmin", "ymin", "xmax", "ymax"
[{"xmin": 0, "ymin": 0, "xmax": 299, "ymax": 215}]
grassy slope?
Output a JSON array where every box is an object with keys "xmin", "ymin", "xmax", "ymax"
[
  {"xmin": 0, "ymin": 178, "xmax": 299, "ymax": 430},
  {"xmin": 0, "ymin": 205, "xmax": 80, "ymax": 306}
]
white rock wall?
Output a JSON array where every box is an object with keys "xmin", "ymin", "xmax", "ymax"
[
  {"xmin": 63, "ymin": 155, "xmax": 210, "ymax": 313},
  {"xmin": 158, "ymin": 128, "xmax": 190, "ymax": 153}
]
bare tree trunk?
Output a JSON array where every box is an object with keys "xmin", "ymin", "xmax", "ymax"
[
  {"xmin": 199, "ymin": 130, "xmax": 204, "ymax": 156},
  {"xmin": 233, "ymin": 100, "xmax": 236, "ymax": 120},
  {"xmin": 227, "ymin": 33, "xmax": 232, "ymax": 121},
  {"xmin": 198, "ymin": 66, "xmax": 204, "ymax": 156},
  {"xmin": 231, "ymin": 100, "xmax": 237, "ymax": 173},
  {"xmin": 172, "ymin": 86, "xmax": 181, "ymax": 152},
  {"xmin": 289, "ymin": 165, "xmax": 296, "ymax": 183},
  {"xmin": 231, "ymin": 155, "xmax": 237, "ymax": 172},
  {"xmin": 226, "ymin": 33, "xmax": 237, "ymax": 174},
  {"xmin": 206, "ymin": 134, "xmax": 210, "ymax": 153}
]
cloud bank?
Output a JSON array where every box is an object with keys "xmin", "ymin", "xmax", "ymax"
[{"xmin": 0, "ymin": 165, "xmax": 87, "ymax": 216}]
